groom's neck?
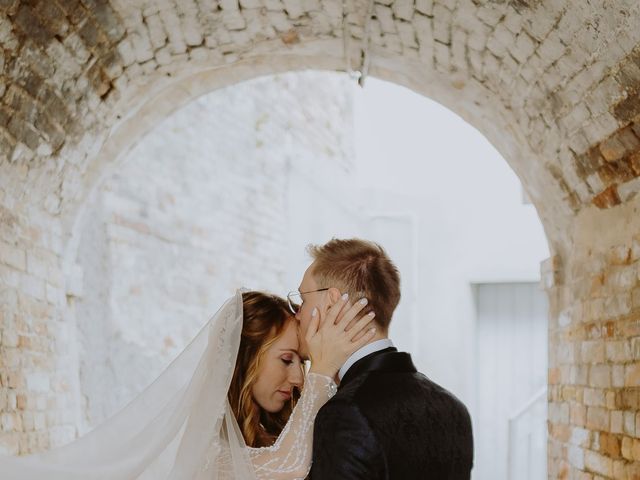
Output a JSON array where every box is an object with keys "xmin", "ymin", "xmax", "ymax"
[
  {"xmin": 370, "ymin": 331, "xmax": 389, "ymax": 343},
  {"xmin": 334, "ymin": 332, "xmax": 391, "ymax": 385},
  {"xmin": 357, "ymin": 331, "xmax": 390, "ymax": 350}
]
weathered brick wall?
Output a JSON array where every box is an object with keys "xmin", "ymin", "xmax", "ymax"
[
  {"xmin": 1, "ymin": 1, "xmax": 639, "ymax": 243},
  {"xmin": 0, "ymin": 206, "xmax": 79, "ymax": 454},
  {"xmin": 1, "ymin": 0, "xmax": 640, "ymax": 476},
  {"xmin": 72, "ymin": 71, "xmax": 355, "ymax": 429},
  {"xmin": 546, "ymin": 195, "xmax": 640, "ymax": 479}
]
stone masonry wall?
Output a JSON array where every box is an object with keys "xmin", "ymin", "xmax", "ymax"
[
  {"xmin": 1, "ymin": 0, "xmax": 639, "ymax": 246},
  {"xmin": 546, "ymin": 195, "xmax": 640, "ymax": 479},
  {"xmin": 0, "ymin": 208, "xmax": 79, "ymax": 454}
]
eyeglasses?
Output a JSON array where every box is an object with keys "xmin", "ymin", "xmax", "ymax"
[{"xmin": 286, "ymin": 288, "xmax": 329, "ymax": 314}]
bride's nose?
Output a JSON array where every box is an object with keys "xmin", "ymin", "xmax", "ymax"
[{"xmin": 288, "ymin": 365, "xmax": 303, "ymax": 388}]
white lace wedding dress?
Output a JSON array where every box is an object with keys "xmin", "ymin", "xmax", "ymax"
[
  {"xmin": 212, "ymin": 373, "xmax": 336, "ymax": 479},
  {"xmin": 0, "ymin": 291, "xmax": 336, "ymax": 479}
]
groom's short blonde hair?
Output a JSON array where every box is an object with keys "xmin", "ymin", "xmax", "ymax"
[{"xmin": 307, "ymin": 238, "xmax": 401, "ymax": 331}]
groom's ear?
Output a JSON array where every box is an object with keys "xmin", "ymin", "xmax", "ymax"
[{"xmin": 327, "ymin": 287, "xmax": 342, "ymax": 305}]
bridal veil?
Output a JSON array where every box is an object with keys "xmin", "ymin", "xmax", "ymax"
[{"xmin": 0, "ymin": 291, "xmax": 257, "ymax": 479}]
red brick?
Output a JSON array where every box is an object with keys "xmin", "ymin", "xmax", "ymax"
[
  {"xmin": 592, "ymin": 185, "xmax": 621, "ymax": 208},
  {"xmin": 614, "ymin": 93, "xmax": 640, "ymax": 123},
  {"xmin": 600, "ymin": 136, "xmax": 627, "ymax": 162}
]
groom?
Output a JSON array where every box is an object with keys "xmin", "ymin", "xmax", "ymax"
[{"xmin": 295, "ymin": 238, "xmax": 474, "ymax": 479}]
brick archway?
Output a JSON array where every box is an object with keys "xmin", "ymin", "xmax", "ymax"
[{"xmin": 2, "ymin": 1, "xmax": 640, "ymax": 477}]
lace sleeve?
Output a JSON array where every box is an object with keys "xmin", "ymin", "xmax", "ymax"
[{"xmin": 247, "ymin": 372, "xmax": 337, "ymax": 480}]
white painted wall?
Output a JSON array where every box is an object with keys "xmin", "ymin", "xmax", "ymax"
[
  {"xmin": 351, "ymin": 77, "xmax": 550, "ymax": 414},
  {"xmin": 475, "ymin": 282, "xmax": 548, "ymax": 480}
]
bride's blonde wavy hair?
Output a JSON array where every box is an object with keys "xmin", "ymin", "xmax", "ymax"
[{"xmin": 228, "ymin": 291, "xmax": 301, "ymax": 447}]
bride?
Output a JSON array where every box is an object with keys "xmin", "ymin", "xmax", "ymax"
[{"xmin": 0, "ymin": 290, "xmax": 375, "ymax": 479}]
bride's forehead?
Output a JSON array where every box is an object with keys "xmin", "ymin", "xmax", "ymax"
[{"xmin": 273, "ymin": 322, "xmax": 300, "ymax": 348}]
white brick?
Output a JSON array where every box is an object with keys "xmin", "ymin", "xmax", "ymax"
[
  {"xmin": 509, "ymin": 31, "xmax": 536, "ymax": 63},
  {"xmin": 392, "ymin": 0, "xmax": 413, "ymax": 21},
  {"xmin": 568, "ymin": 445, "xmax": 585, "ymax": 469},
  {"xmin": 239, "ymin": 0, "xmax": 262, "ymax": 8},
  {"xmin": 432, "ymin": 4, "xmax": 451, "ymax": 44},
  {"xmin": 0, "ymin": 243, "xmax": 26, "ymax": 271},
  {"xmin": 223, "ymin": 12, "xmax": 247, "ymax": 30},
  {"xmin": 130, "ymin": 30, "xmax": 155, "ymax": 63},
  {"xmin": 375, "ymin": 5, "xmax": 396, "ymax": 34},
  {"xmin": 144, "ymin": 14, "xmax": 167, "ymax": 49},
  {"xmin": 182, "ymin": 17, "xmax": 203, "ymax": 46},
  {"xmin": 26, "ymin": 373, "xmax": 50, "ymax": 394},
  {"xmin": 415, "ymin": 0, "xmax": 432, "ymax": 15}
]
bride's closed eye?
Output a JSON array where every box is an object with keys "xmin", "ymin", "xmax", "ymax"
[{"xmin": 281, "ymin": 353, "xmax": 297, "ymax": 365}]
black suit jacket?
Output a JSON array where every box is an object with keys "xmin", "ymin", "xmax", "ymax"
[{"xmin": 310, "ymin": 347, "xmax": 474, "ymax": 479}]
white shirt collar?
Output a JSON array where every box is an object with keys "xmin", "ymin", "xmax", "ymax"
[{"xmin": 338, "ymin": 338, "xmax": 395, "ymax": 381}]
